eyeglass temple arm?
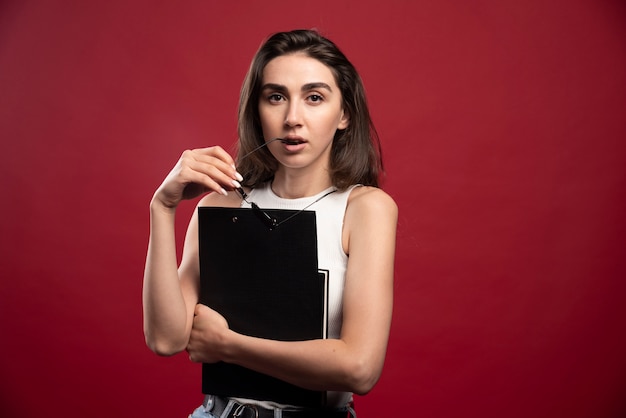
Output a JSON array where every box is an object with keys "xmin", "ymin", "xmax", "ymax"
[{"xmin": 251, "ymin": 202, "xmax": 279, "ymax": 230}]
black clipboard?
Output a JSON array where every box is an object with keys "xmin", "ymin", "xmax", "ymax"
[{"xmin": 197, "ymin": 206, "xmax": 329, "ymax": 407}]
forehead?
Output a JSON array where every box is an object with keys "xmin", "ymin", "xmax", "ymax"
[{"xmin": 262, "ymin": 53, "xmax": 338, "ymax": 88}]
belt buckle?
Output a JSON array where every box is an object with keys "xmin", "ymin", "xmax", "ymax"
[{"xmin": 233, "ymin": 403, "xmax": 259, "ymax": 418}]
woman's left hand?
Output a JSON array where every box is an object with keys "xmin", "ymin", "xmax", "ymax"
[{"xmin": 187, "ymin": 304, "xmax": 230, "ymax": 363}]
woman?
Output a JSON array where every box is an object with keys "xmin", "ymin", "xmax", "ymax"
[{"xmin": 143, "ymin": 29, "xmax": 397, "ymax": 417}]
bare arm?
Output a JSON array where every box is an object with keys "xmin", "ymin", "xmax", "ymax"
[
  {"xmin": 142, "ymin": 146, "xmax": 243, "ymax": 355},
  {"xmin": 187, "ymin": 187, "xmax": 397, "ymax": 394}
]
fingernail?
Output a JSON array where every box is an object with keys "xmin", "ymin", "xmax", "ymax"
[
  {"xmin": 232, "ymin": 180, "xmax": 242, "ymax": 189},
  {"xmin": 220, "ymin": 188, "xmax": 228, "ymax": 196},
  {"xmin": 235, "ymin": 172, "xmax": 244, "ymax": 182}
]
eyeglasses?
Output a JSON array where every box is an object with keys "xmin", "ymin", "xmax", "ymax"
[
  {"xmin": 234, "ymin": 137, "xmax": 281, "ymax": 229},
  {"xmin": 234, "ymin": 137, "xmax": 336, "ymax": 230}
]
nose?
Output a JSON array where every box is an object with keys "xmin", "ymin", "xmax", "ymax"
[{"xmin": 284, "ymin": 101, "xmax": 303, "ymax": 128}]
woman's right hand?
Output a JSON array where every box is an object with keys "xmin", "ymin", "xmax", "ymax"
[{"xmin": 151, "ymin": 146, "xmax": 243, "ymax": 210}]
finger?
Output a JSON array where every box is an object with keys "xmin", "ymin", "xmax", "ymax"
[
  {"xmin": 177, "ymin": 159, "xmax": 240, "ymax": 197},
  {"xmin": 194, "ymin": 303, "xmax": 204, "ymax": 315},
  {"xmin": 176, "ymin": 164, "xmax": 228, "ymax": 197},
  {"xmin": 192, "ymin": 146, "xmax": 241, "ymax": 179},
  {"xmin": 180, "ymin": 152, "xmax": 243, "ymax": 192},
  {"xmin": 187, "ymin": 347, "xmax": 197, "ymax": 363}
]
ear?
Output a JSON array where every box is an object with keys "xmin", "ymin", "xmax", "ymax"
[{"xmin": 338, "ymin": 109, "xmax": 350, "ymax": 130}]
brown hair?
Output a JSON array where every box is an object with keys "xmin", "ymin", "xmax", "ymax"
[{"xmin": 237, "ymin": 29, "xmax": 383, "ymax": 190}]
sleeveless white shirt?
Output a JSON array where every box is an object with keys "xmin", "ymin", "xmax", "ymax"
[{"xmin": 241, "ymin": 182, "xmax": 356, "ymax": 407}]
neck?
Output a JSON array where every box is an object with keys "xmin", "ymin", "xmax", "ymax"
[{"xmin": 271, "ymin": 168, "xmax": 333, "ymax": 199}]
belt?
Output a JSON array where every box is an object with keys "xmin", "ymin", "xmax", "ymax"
[{"xmin": 204, "ymin": 395, "xmax": 354, "ymax": 418}]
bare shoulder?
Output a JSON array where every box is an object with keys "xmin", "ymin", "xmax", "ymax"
[
  {"xmin": 197, "ymin": 189, "xmax": 243, "ymax": 208},
  {"xmin": 343, "ymin": 186, "xmax": 397, "ymax": 255},
  {"xmin": 346, "ymin": 186, "xmax": 398, "ymax": 218}
]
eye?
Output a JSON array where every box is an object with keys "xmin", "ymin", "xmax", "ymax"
[
  {"xmin": 307, "ymin": 94, "xmax": 324, "ymax": 103},
  {"xmin": 267, "ymin": 93, "xmax": 284, "ymax": 103}
]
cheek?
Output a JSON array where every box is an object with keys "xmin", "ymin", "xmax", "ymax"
[
  {"xmin": 259, "ymin": 107, "xmax": 282, "ymax": 126},
  {"xmin": 257, "ymin": 112, "xmax": 273, "ymax": 135},
  {"xmin": 329, "ymin": 111, "xmax": 348, "ymax": 132}
]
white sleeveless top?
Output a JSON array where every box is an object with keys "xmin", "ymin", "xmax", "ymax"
[{"xmin": 240, "ymin": 182, "xmax": 357, "ymax": 407}]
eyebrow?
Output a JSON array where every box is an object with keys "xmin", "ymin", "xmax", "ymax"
[{"xmin": 261, "ymin": 82, "xmax": 333, "ymax": 93}]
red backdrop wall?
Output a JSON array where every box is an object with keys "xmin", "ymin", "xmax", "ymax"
[{"xmin": 1, "ymin": 1, "xmax": 625, "ymax": 417}]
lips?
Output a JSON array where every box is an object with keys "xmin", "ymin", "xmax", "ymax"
[{"xmin": 281, "ymin": 137, "xmax": 305, "ymax": 145}]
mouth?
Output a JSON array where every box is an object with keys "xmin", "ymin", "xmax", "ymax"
[{"xmin": 281, "ymin": 137, "xmax": 305, "ymax": 145}]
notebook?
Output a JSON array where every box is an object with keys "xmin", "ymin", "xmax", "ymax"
[{"xmin": 197, "ymin": 206, "xmax": 329, "ymax": 406}]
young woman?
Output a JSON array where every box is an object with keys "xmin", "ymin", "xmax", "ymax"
[{"xmin": 143, "ymin": 29, "xmax": 397, "ymax": 418}]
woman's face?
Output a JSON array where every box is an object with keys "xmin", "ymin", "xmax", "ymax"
[{"xmin": 258, "ymin": 52, "xmax": 349, "ymax": 173}]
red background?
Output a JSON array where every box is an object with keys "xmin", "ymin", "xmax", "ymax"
[{"xmin": 1, "ymin": 1, "xmax": 625, "ymax": 417}]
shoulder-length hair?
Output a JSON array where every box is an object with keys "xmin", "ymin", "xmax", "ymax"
[{"xmin": 236, "ymin": 29, "xmax": 383, "ymax": 190}]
